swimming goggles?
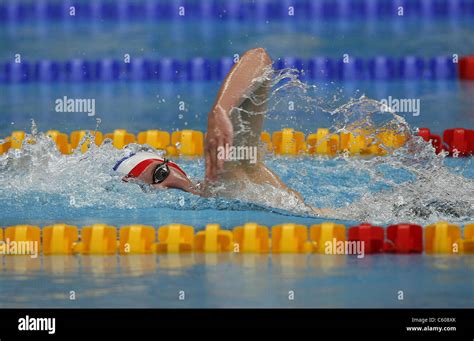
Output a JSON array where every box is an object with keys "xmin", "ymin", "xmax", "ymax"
[{"xmin": 153, "ymin": 158, "xmax": 171, "ymax": 184}]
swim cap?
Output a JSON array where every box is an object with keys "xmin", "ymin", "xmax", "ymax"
[{"xmin": 113, "ymin": 152, "xmax": 187, "ymax": 178}]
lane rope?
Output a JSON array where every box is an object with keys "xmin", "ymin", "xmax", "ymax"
[
  {"xmin": 1, "ymin": 55, "xmax": 468, "ymax": 83},
  {"xmin": 1, "ymin": 0, "xmax": 473, "ymax": 22},
  {"xmin": 2, "ymin": 127, "xmax": 473, "ymax": 157},
  {"xmin": 1, "ymin": 222, "xmax": 473, "ymax": 255}
]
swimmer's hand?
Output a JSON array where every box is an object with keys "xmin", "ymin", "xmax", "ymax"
[{"xmin": 205, "ymin": 108, "xmax": 233, "ymax": 181}]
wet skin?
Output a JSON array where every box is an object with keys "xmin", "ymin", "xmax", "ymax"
[
  {"xmin": 128, "ymin": 47, "xmax": 334, "ymax": 216},
  {"xmin": 130, "ymin": 47, "xmax": 277, "ymax": 196}
]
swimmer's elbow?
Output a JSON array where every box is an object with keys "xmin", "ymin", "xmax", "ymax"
[{"xmin": 245, "ymin": 48, "xmax": 272, "ymax": 66}]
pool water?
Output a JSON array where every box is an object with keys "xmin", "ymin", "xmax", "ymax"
[
  {"xmin": 1, "ymin": 80, "xmax": 474, "ymax": 136},
  {"xmin": 2, "ymin": 18, "xmax": 474, "ymax": 60},
  {"xmin": 1, "ymin": 1, "xmax": 473, "ymax": 308},
  {"xmin": 1, "ymin": 129, "xmax": 473, "ymax": 227},
  {"xmin": 0, "ymin": 129, "xmax": 473, "ymax": 308},
  {"xmin": 1, "ymin": 254, "xmax": 473, "ymax": 308}
]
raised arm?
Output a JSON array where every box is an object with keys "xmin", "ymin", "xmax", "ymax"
[{"xmin": 205, "ymin": 48, "xmax": 272, "ymax": 181}]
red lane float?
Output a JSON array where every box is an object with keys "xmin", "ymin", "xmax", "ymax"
[
  {"xmin": 459, "ymin": 55, "xmax": 474, "ymax": 80},
  {"xmin": 419, "ymin": 127, "xmax": 474, "ymax": 156},
  {"xmin": 384, "ymin": 224, "xmax": 423, "ymax": 254},
  {"xmin": 418, "ymin": 128, "xmax": 444, "ymax": 154},
  {"xmin": 348, "ymin": 223, "xmax": 385, "ymax": 254},
  {"xmin": 443, "ymin": 128, "xmax": 474, "ymax": 156}
]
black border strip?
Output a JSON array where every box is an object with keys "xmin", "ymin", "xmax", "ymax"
[{"xmin": 0, "ymin": 308, "xmax": 472, "ymax": 337}]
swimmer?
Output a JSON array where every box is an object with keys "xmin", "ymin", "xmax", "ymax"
[{"xmin": 114, "ymin": 48, "xmax": 333, "ymax": 216}]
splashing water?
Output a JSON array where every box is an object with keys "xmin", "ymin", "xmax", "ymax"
[
  {"xmin": 259, "ymin": 67, "xmax": 474, "ymax": 224},
  {"xmin": 0, "ymin": 67, "xmax": 473, "ymax": 225}
]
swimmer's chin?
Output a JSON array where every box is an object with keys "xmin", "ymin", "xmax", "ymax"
[
  {"xmin": 308, "ymin": 205, "xmax": 339, "ymax": 218},
  {"xmin": 151, "ymin": 181, "xmax": 205, "ymax": 196}
]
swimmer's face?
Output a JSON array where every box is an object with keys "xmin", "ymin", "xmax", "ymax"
[{"xmin": 127, "ymin": 160, "xmax": 199, "ymax": 195}]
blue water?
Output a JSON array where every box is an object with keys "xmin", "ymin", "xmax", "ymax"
[
  {"xmin": 1, "ymin": 146, "xmax": 473, "ymax": 226},
  {"xmin": 1, "ymin": 18, "xmax": 474, "ymax": 60},
  {"xmin": 1, "ymin": 80, "xmax": 473, "ymax": 137},
  {"xmin": 1, "ymin": 5, "xmax": 473, "ymax": 309},
  {"xmin": 1, "ymin": 254, "xmax": 473, "ymax": 308}
]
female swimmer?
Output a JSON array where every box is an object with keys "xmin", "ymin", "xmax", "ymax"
[{"xmin": 114, "ymin": 48, "xmax": 332, "ymax": 216}]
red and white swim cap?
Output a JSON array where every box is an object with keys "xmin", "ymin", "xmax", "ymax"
[{"xmin": 113, "ymin": 152, "xmax": 187, "ymax": 178}]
